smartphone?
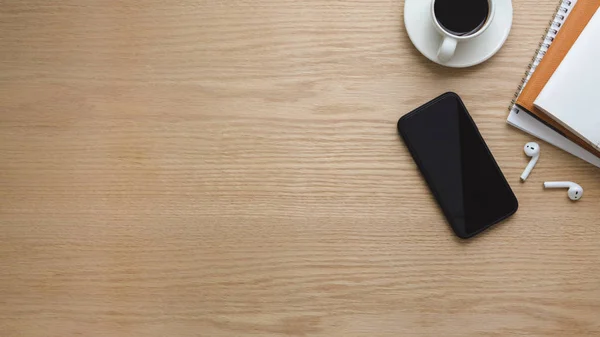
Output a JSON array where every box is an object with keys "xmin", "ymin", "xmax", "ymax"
[{"xmin": 397, "ymin": 92, "xmax": 518, "ymax": 239}]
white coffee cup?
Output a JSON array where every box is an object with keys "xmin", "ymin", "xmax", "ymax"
[{"xmin": 431, "ymin": 0, "xmax": 496, "ymax": 63}]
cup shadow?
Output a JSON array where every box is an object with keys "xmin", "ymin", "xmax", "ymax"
[{"xmin": 405, "ymin": 39, "xmax": 496, "ymax": 78}]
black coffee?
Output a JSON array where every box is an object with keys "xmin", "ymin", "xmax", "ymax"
[{"xmin": 434, "ymin": 0, "xmax": 490, "ymax": 36}]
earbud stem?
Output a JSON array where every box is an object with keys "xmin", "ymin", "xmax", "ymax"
[
  {"xmin": 543, "ymin": 181, "xmax": 573, "ymax": 189},
  {"xmin": 520, "ymin": 156, "xmax": 539, "ymax": 181}
]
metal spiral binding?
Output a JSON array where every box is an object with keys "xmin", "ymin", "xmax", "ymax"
[{"xmin": 508, "ymin": 0, "xmax": 574, "ymax": 111}]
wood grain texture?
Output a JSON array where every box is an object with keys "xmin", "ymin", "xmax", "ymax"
[{"xmin": 1, "ymin": 0, "xmax": 599, "ymax": 336}]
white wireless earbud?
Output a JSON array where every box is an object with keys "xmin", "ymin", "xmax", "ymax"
[
  {"xmin": 543, "ymin": 181, "xmax": 584, "ymax": 201},
  {"xmin": 520, "ymin": 142, "xmax": 540, "ymax": 181}
]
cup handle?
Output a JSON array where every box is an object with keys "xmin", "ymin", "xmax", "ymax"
[{"xmin": 437, "ymin": 36, "xmax": 457, "ymax": 63}]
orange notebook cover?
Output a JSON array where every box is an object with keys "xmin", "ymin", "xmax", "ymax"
[{"xmin": 516, "ymin": 0, "xmax": 600, "ymax": 158}]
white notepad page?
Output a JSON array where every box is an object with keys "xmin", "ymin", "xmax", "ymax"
[
  {"xmin": 507, "ymin": 110, "xmax": 600, "ymax": 168},
  {"xmin": 535, "ymin": 7, "xmax": 600, "ymax": 151}
]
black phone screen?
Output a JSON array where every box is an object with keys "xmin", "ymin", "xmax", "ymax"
[{"xmin": 397, "ymin": 92, "xmax": 518, "ymax": 238}]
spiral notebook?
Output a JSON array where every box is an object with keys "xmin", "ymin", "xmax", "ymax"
[
  {"xmin": 506, "ymin": 0, "xmax": 600, "ymax": 168},
  {"xmin": 515, "ymin": 0, "xmax": 600, "ymax": 157}
]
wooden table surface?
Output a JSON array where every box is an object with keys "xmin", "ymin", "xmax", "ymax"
[{"xmin": 1, "ymin": 0, "xmax": 599, "ymax": 335}]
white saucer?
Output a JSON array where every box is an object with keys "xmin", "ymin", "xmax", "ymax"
[{"xmin": 404, "ymin": 0, "xmax": 513, "ymax": 68}]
